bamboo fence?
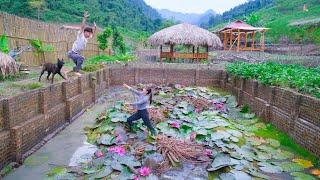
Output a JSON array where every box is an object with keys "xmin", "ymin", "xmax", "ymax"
[{"xmin": 0, "ymin": 12, "xmax": 109, "ymax": 66}]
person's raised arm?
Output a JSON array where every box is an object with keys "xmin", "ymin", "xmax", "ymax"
[
  {"xmin": 92, "ymin": 21, "xmax": 97, "ymax": 36},
  {"xmin": 123, "ymin": 84, "xmax": 142, "ymax": 95},
  {"xmin": 80, "ymin": 11, "xmax": 90, "ymax": 32}
]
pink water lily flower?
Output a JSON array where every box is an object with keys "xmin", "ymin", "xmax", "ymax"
[
  {"xmin": 133, "ymin": 175, "xmax": 139, "ymax": 180},
  {"xmin": 94, "ymin": 150, "xmax": 104, "ymax": 158},
  {"xmin": 139, "ymin": 167, "xmax": 151, "ymax": 177},
  {"xmin": 170, "ymin": 122, "xmax": 180, "ymax": 129},
  {"xmin": 108, "ymin": 146, "xmax": 126, "ymax": 156},
  {"xmin": 204, "ymin": 149, "xmax": 212, "ymax": 156},
  {"xmin": 116, "ymin": 135, "xmax": 123, "ymax": 143},
  {"xmin": 190, "ymin": 132, "xmax": 197, "ymax": 142}
]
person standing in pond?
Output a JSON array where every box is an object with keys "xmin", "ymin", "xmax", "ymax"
[
  {"xmin": 65, "ymin": 11, "xmax": 96, "ymax": 76},
  {"xmin": 123, "ymin": 83, "xmax": 156, "ymax": 136}
]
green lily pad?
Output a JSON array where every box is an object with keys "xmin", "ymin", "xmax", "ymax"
[
  {"xmin": 280, "ymin": 162, "xmax": 305, "ymax": 172},
  {"xmin": 230, "ymin": 136, "xmax": 239, "ymax": 143},
  {"xmin": 207, "ymin": 153, "xmax": 235, "ymax": 171},
  {"xmin": 111, "ymin": 161, "xmax": 124, "ymax": 171},
  {"xmin": 290, "ymin": 172, "xmax": 316, "ymax": 180},
  {"xmin": 94, "ymin": 166, "xmax": 113, "ymax": 179},
  {"xmin": 267, "ymin": 138, "xmax": 281, "ymax": 148},
  {"xmin": 247, "ymin": 169, "xmax": 269, "ymax": 179},
  {"xmin": 98, "ymin": 134, "xmax": 115, "ymax": 145},
  {"xmin": 258, "ymin": 162, "xmax": 282, "ymax": 173},
  {"xmin": 243, "ymin": 113, "xmax": 255, "ymax": 119},
  {"xmin": 117, "ymin": 166, "xmax": 135, "ymax": 180},
  {"xmin": 118, "ymin": 155, "xmax": 141, "ymax": 167},
  {"xmin": 273, "ymin": 150, "xmax": 294, "ymax": 160},
  {"xmin": 47, "ymin": 166, "xmax": 68, "ymax": 177},
  {"xmin": 256, "ymin": 151, "xmax": 272, "ymax": 160},
  {"xmin": 109, "ymin": 112, "xmax": 128, "ymax": 122},
  {"xmin": 227, "ymin": 129, "xmax": 243, "ymax": 138}
]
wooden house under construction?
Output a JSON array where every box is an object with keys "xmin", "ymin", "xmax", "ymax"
[{"xmin": 215, "ymin": 20, "xmax": 269, "ymax": 52}]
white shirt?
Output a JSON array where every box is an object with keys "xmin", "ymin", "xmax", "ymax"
[{"xmin": 71, "ymin": 31, "xmax": 88, "ymax": 53}]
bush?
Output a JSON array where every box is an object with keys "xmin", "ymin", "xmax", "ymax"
[
  {"xmin": 226, "ymin": 62, "xmax": 320, "ymax": 98},
  {"xmin": 85, "ymin": 54, "xmax": 136, "ymax": 65},
  {"xmin": 82, "ymin": 64, "xmax": 105, "ymax": 72}
]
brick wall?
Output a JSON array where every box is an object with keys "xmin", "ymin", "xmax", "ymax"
[
  {"xmin": 221, "ymin": 75, "xmax": 320, "ymax": 156},
  {"xmin": 0, "ymin": 65, "xmax": 319, "ymax": 170}
]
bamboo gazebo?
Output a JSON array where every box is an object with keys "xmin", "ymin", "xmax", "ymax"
[
  {"xmin": 216, "ymin": 20, "xmax": 269, "ymax": 52},
  {"xmin": 148, "ymin": 23, "xmax": 222, "ymax": 62}
]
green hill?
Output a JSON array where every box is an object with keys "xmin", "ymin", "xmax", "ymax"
[
  {"xmin": 210, "ymin": 0, "xmax": 320, "ymax": 44},
  {"xmin": 0, "ymin": 0, "xmax": 163, "ymax": 33}
]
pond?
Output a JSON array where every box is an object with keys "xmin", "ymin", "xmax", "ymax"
[{"xmin": 8, "ymin": 85, "xmax": 320, "ymax": 180}]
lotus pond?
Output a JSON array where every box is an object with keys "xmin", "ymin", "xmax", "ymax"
[{"xmin": 47, "ymin": 85, "xmax": 320, "ymax": 180}]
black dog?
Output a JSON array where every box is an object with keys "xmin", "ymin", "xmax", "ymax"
[{"xmin": 39, "ymin": 58, "xmax": 66, "ymax": 83}]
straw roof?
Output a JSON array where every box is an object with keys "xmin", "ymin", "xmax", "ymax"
[{"xmin": 148, "ymin": 23, "xmax": 222, "ymax": 47}]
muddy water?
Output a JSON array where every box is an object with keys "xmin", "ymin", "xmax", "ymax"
[{"xmin": 5, "ymin": 86, "xmax": 133, "ymax": 180}]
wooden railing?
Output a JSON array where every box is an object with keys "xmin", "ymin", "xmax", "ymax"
[{"xmin": 160, "ymin": 52, "xmax": 208, "ymax": 59}]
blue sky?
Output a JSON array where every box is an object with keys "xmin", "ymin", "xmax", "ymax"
[{"xmin": 144, "ymin": 0, "xmax": 248, "ymax": 14}]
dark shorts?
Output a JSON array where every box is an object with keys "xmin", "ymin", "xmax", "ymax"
[{"xmin": 67, "ymin": 51, "xmax": 84, "ymax": 72}]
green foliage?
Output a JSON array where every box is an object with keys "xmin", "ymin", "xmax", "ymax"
[
  {"xmin": 0, "ymin": 34, "xmax": 9, "ymax": 53},
  {"xmin": 26, "ymin": 82, "xmax": 42, "ymax": 90},
  {"xmin": 240, "ymin": 104, "xmax": 250, "ymax": 113},
  {"xmin": 82, "ymin": 64, "xmax": 104, "ymax": 72},
  {"xmin": 210, "ymin": 0, "xmax": 320, "ymax": 44},
  {"xmin": 227, "ymin": 62, "xmax": 320, "ymax": 98},
  {"xmin": 0, "ymin": 165, "xmax": 12, "ymax": 176},
  {"xmin": 254, "ymin": 123, "xmax": 318, "ymax": 164},
  {"xmin": 97, "ymin": 27, "xmax": 113, "ymax": 51},
  {"xmin": 208, "ymin": 0, "xmax": 273, "ymax": 28},
  {"xmin": 112, "ymin": 28, "xmax": 126, "ymax": 55},
  {"xmin": 0, "ymin": 0, "xmax": 164, "ymax": 33},
  {"xmin": 245, "ymin": 13, "xmax": 261, "ymax": 26},
  {"xmin": 29, "ymin": 39, "xmax": 54, "ymax": 56},
  {"xmin": 85, "ymin": 54, "xmax": 136, "ymax": 65},
  {"xmin": 160, "ymin": 19, "xmax": 176, "ymax": 30}
]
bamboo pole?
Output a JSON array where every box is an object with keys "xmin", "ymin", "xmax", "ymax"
[
  {"xmin": 245, "ymin": 32, "xmax": 248, "ymax": 48},
  {"xmin": 237, "ymin": 29, "xmax": 241, "ymax": 52},
  {"xmin": 229, "ymin": 30, "xmax": 233, "ymax": 50},
  {"xmin": 252, "ymin": 31, "xmax": 256, "ymax": 51},
  {"xmin": 223, "ymin": 32, "xmax": 227, "ymax": 50}
]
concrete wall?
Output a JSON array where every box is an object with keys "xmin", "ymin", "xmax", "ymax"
[{"xmin": 0, "ymin": 65, "xmax": 319, "ymax": 170}]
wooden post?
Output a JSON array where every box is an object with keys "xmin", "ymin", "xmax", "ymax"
[
  {"xmin": 206, "ymin": 45, "xmax": 209, "ymax": 60},
  {"xmin": 223, "ymin": 32, "xmax": 227, "ymax": 50},
  {"xmin": 245, "ymin": 32, "xmax": 248, "ymax": 49},
  {"xmin": 160, "ymin": 45, "xmax": 163, "ymax": 63},
  {"xmin": 170, "ymin": 44, "xmax": 173, "ymax": 60},
  {"xmin": 229, "ymin": 30, "xmax": 233, "ymax": 50},
  {"xmin": 237, "ymin": 30, "xmax": 241, "ymax": 52},
  {"xmin": 252, "ymin": 31, "xmax": 256, "ymax": 51},
  {"xmin": 197, "ymin": 46, "xmax": 199, "ymax": 60},
  {"xmin": 261, "ymin": 32, "xmax": 265, "ymax": 51}
]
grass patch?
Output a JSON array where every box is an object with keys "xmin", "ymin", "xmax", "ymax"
[
  {"xmin": 0, "ymin": 165, "xmax": 13, "ymax": 177},
  {"xmin": 26, "ymin": 82, "xmax": 42, "ymax": 90},
  {"xmin": 82, "ymin": 64, "xmax": 105, "ymax": 72},
  {"xmin": 253, "ymin": 123, "xmax": 319, "ymax": 165}
]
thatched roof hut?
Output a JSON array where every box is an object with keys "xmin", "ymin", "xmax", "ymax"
[
  {"xmin": 149, "ymin": 23, "xmax": 222, "ymax": 48},
  {"xmin": 148, "ymin": 23, "xmax": 221, "ymax": 61}
]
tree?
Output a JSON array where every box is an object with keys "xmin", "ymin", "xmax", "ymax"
[
  {"xmin": 112, "ymin": 27, "xmax": 126, "ymax": 55},
  {"xmin": 29, "ymin": 0, "xmax": 46, "ymax": 20},
  {"xmin": 97, "ymin": 27, "xmax": 113, "ymax": 51}
]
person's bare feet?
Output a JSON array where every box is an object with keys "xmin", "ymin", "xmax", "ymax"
[{"xmin": 75, "ymin": 72, "xmax": 82, "ymax": 77}]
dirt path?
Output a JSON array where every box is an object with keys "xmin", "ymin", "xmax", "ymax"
[{"xmin": 4, "ymin": 86, "xmax": 134, "ymax": 180}]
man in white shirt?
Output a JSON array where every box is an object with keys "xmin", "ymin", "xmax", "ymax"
[{"xmin": 66, "ymin": 11, "xmax": 96, "ymax": 76}]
